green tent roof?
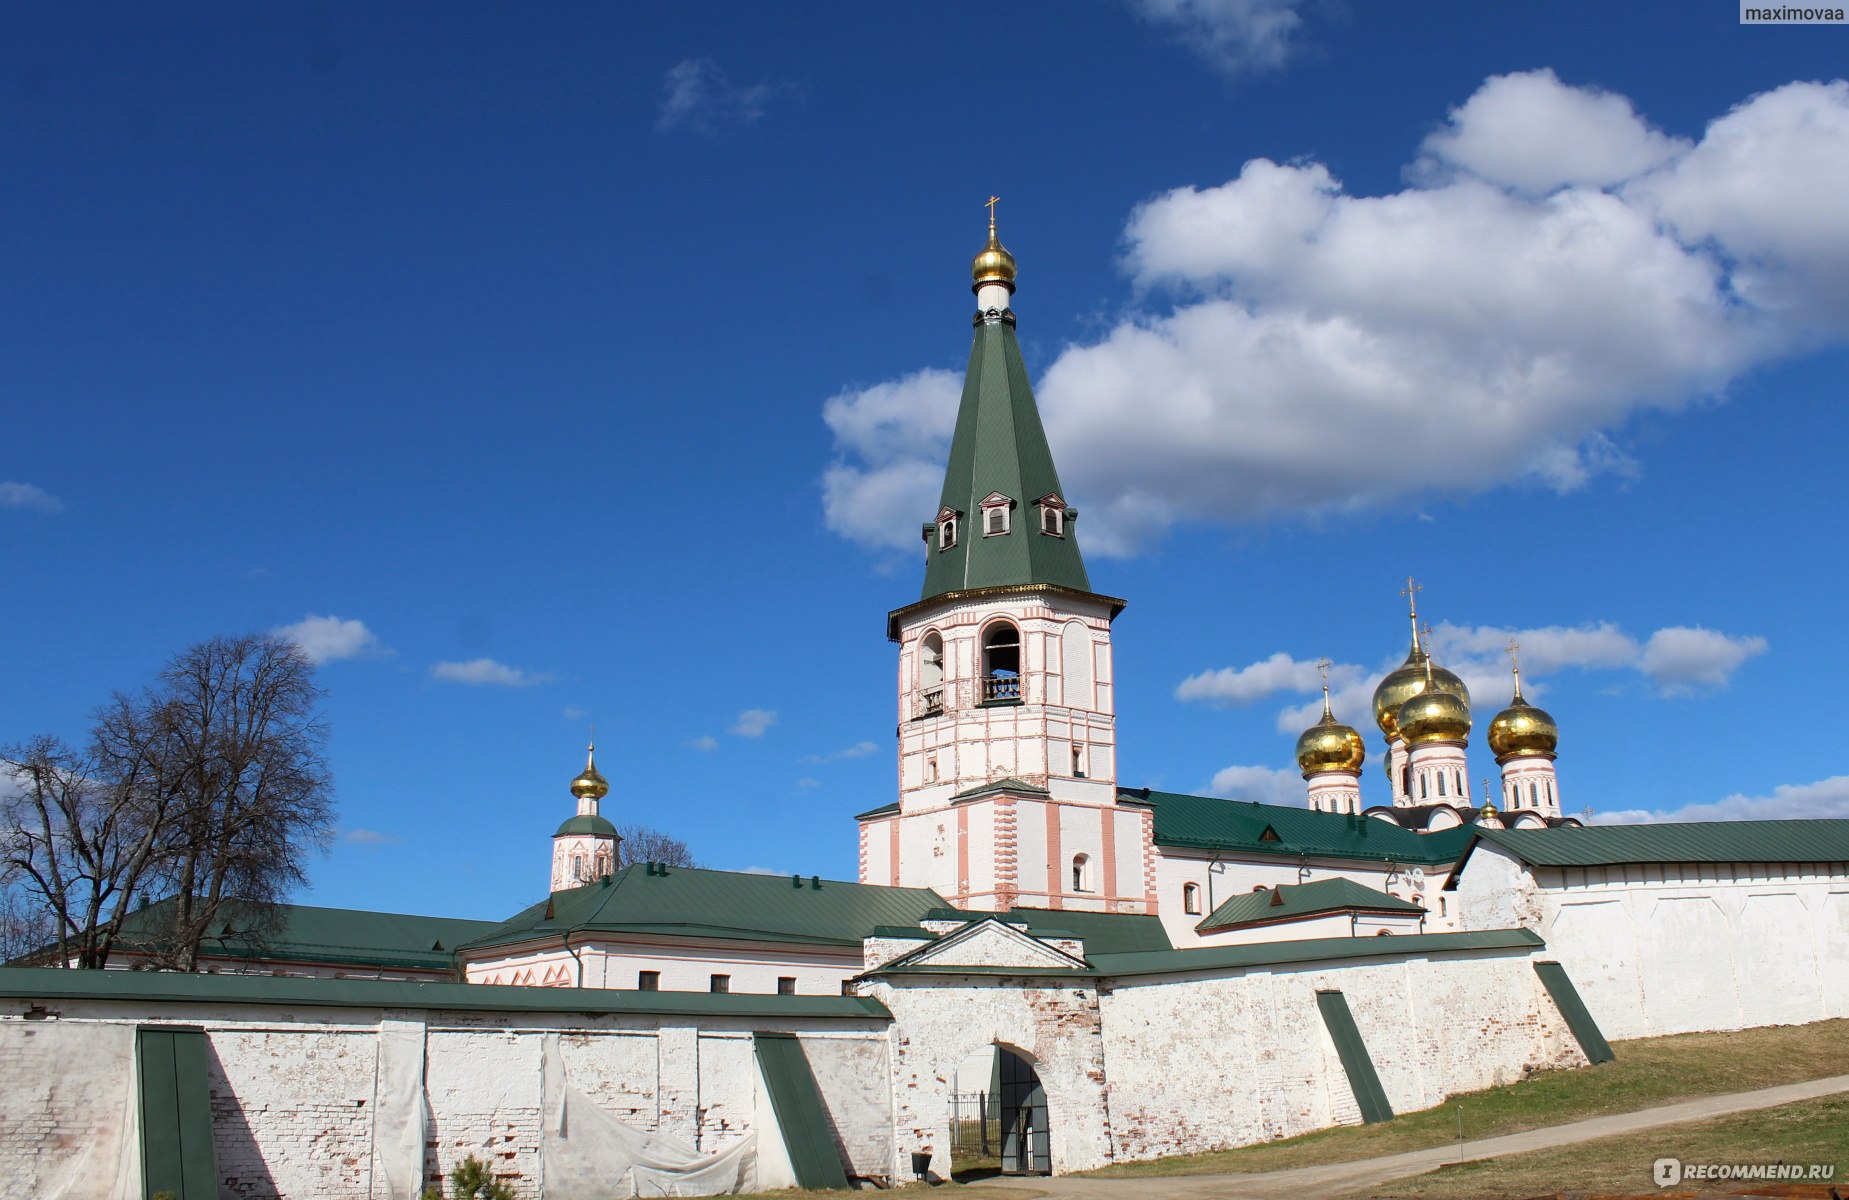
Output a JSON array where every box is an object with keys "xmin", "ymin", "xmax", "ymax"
[
  {"xmin": 461, "ymin": 864, "xmax": 951, "ymax": 953},
  {"xmin": 918, "ymin": 317, "xmax": 1092, "ymax": 602},
  {"xmin": 1448, "ymin": 819, "xmax": 1849, "ymax": 882},
  {"xmin": 105, "ymin": 898, "xmax": 499, "ymax": 972},
  {"xmin": 1197, "ymin": 878, "xmax": 1425, "ymax": 932},
  {"xmin": 1128, "ymin": 787, "xmax": 1474, "ymax": 867}
]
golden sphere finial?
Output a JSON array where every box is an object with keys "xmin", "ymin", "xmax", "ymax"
[
  {"xmin": 972, "ymin": 196, "xmax": 1017, "ymax": 294},
  {"xmin": 570, "ymin": 740, "xmax": 610, "ymax": 802}
]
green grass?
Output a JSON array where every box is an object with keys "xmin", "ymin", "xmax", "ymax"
[
  {"xmin": 1080, "ymin": 1018, "xmax": 1849, "ymax": 1178},
  {"xmin": 1342, "ymin": 1094, "xmax": 1849, "ymax": 1199}
]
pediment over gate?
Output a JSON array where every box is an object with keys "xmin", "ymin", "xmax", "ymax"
[{"xmin": 879, "ymin": 918, "xmax": 1088, "ymax": 972}]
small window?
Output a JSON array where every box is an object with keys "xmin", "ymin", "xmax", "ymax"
[
  {"xmin": 710, "ymin": 974, "xmax": 730, "ymax": 994},
  {"xmin": 1438, "ymin": 897, "xmax": 1448, "ymax": 917},
  {"xmin": 1437, "ymin": 773, "xmax": 1446, "ymax": 798},
  {"xmin": 1071, "ymin": 853, "xmax": 1093, "ymax": 893},
  {"xmin": 638, "ymin": 971, "xmax": 660, "ymax": 991},
  {"xmin": 1530, "ymin": 782, "xmax": 1539, "ymax": 806},
  {"xmin": 1182, "ymin": 883, "xmax": 1201, "ymax": 915},
  {"xmin": 1040, "ymin": 506, "xmax": 1063, "ymax": 536},
  {"xmin": 925, "ymin": 754, "xmax": 939, "ymax": 783},
  {"xmin": 572, "ymin": 853, "xmax": 585, "ymax": 879},
  {"xmin": 938, "ymin": 516, "xmax": 957, "ymax": 551},
  {"xmin": 777, "ymin": 976, "xmax": 796, "ymax": 995},
  {"xmin": 1546, "ymin": 780, "xmax": 1554, "ymax": 804},
  {"xmin": 984, "ymin": 507, "xmax": 1008, "ymax": 536},
  {"xmin": 1420, "ymin": 776, "xmax": 1429, "ymax": 800},
  {"xmin": 1071, "ymin": 743, "xmax": 1086, "ymax": 778},
  {"xmin": 841, "ymin": 980, "xmax": 855, "ymax": 996},
  {"xmin": 981, "ymin": 622, "xmax": 1021, "ymax": 702},
  {"xmin": 1375, "ymin": 929, "xmax": 1393, "ymax": 937}
]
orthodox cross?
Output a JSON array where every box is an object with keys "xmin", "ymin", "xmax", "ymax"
[{"xmin": 985, "ymin": 195, "xmax": 1001, "ymax": 233}]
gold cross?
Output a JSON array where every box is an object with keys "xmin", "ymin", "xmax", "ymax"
[
  {"xmin": 1316, "ymin": 656, "xmax": 1332, "ymax": 690},
  {"xmin": 1399, "ymin": 575, "xmax": 1422, "ymax": 617},
  {"xmin": 986, "ymin": 195, "xmax": 1000, "ymax": 232},
  {"xmin": 1505, "ymin": 638, "xmax": 1522, "ymax": 675}
]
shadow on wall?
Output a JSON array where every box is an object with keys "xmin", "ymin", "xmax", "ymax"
[{"xmin": 206, "ymin": 1040, "xmax": 280, "ymax": 1200}]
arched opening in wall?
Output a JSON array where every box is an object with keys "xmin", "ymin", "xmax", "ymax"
[
  {"xmin": 981, "ymin": 622, "xmax": 1021, "ymax": 702},
  {"xmin": 948, "ymin": 1045, "xmax": 1051, "ymax": 1181},
  {"xmin": 998, "ymin": 1046, "xmax": 1051, "ymax": 1175},
  {"xmin": 571, "ymin": 853, "xmax": 585, "ymax": 881},
  {"xmin": 1183, "ymin": 882, "xmax": 1201, "ymax": 915},
  {"xmin": 919, "ymin": 631, "xmax": 945, "ymax": 715},
  {"xmin": 1071, "ymin": 853, "xmax": 1093, "ymax": 893}
]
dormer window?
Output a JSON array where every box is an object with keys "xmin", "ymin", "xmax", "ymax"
[
  {"xmin": 979, "ymin": 492, "xmax": 1012, "ymax": 537},
  {"xmin": 1033, "ymin": 493, "xmax": 1067, "ymax": 537},
  {"xmin": 935, "ymin": 506, "xmax": 960, "ymax": 552}
]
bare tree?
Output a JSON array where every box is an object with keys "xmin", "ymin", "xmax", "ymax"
[
  {"xmin": 615, "ymin": 824, "xmax": 698, "ymax": 869},
  {"xmin": 0, "ymin": 734, "xmax": 172, "ymax": 967},
  {"xmin": 1, "ymin": 634, "xmax": 335, "ymax": 969}
]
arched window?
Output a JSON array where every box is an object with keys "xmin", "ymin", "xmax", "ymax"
[
  {"xmin": 1530, "ymin": 782, "xmax": 1539, "ymax": 806},
  {"xmin": 937, "ymin": 514, "xmax": 957, "ymax": 550},
  {"xmin": 919, "ymin": 631, "xmax": 945, "ymax": 715},
  {"xmin": 1071, "ymin": 853, "xmax": 1092, "ymax": 893},
  {"xmin": 594, "ymin": 852, "xmax": 611, "ymax": 878},
  {"xmin": 1437, "ymin": 773, "xmax": 1446, "ymax": 798},
  {"xmin": 1438, "ymin": 896, "xmax": 1447, "ymax": 916},
  {"xmin": 571, "ymin": 853, "xmax": 584, "ymax": 880},
  {"xmin": 982, "ymin": 622, "xmax": 1021, "ymax": 702},
  {"xmin": 1183, "ymin": 883, "xmax": 1201, "ymax": 915},
  {"xmin": 1376, "ymin": 929, "xmax": 1394, "ymax": 937},
  {"xmin": 1545, "ymin": 780, "xmax": 1554, "ymax": 804},
  {"xmin": 1420, "ymin": 775, "xmax": 1429, "ymax": 799}
]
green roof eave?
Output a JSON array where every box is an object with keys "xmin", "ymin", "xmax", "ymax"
[
  {"xmin": 854, "ymin": 802, "xmax": 900, "ymax": 821},
  {"xmin": 1196, "ymin": 878, "xmax": 1426, "ymax": 932},
  {"xmin": 1443, "ymin": 819, "xmax": 1849, "ymax": 888},
  {"xmin": 1088, "ymin": 928, "xmax": 1544, "ymax": 978},
  {"xmin": 887, "ymin": 582, "xmax": 1126, "ymax": 642},
  {"xmin": 951, "ymin": 777, "xmax": 1050, "ymax": 801},
  {"xmin": 0, "ymin": 965, "xmax": 891, "ymax": 1020}
]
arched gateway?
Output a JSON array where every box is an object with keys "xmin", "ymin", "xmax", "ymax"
[{"xmin": 997, "ymin": 1047, "xmax": 1050, "ymax": 1175}]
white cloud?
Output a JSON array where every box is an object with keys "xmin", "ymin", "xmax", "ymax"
[
  {"xmin": 561, "ymin": 706, "xmax": 587, "ymax": 722},
  {"xmin": 687, "ymin": 735, "xmax": 720, "ymax": 752},
  {"xmin": 0, "ymin": 481, "xmax": 64, "ymax": 513},
  {"xmin": 821, "ymin": 369, "xmax": 962, "ymax": 553},
  {"xmin": 803, "ymin": 740, "xmax": 880, "ymax": 765},
  {"xmin": 1176, "ymin": 652, "xmax": 1363, "ymax": 707},
  {"xmin": 429, "ymin": 658, "xmax": 552, "ymax": 687},
  {"xmin": 795, "ymin": 777, "xmax": 821, "ymax": 789},
  {"xmin": 1419, "ymin": 68, "xmax": 1687, "ymax": 194},
  {"xmin": 1128, "ymin": 0, "xmax": 1307, "ymax": 75},
  {"xmin": 656, "ymin": 58, "xmax": 789, "ymax": 137},
  {"xmin": 1595, "ymin": 775, "xmax": 1849, "ymax": 825},
  {"xmin": 342, "ymin": 828, "xmax": 400, "ymax": 846},
  {"xmin": 1207, "ymin": 763, "xmax": 1303, "ymax": 806},
  {"xmin": 274, "ymin": 614, "xmax": 381, "ymax": 665},
  {"xmin": 1638, "ymin": 626, "xmax": 1768, "ymax": 694},
  {"xmin": 823, "ymin": 74, "xmax": 1849, "ymax": 556},
  {"xmin": 730, "ymin": 708, "xmax": 778, "ymax": 738}
]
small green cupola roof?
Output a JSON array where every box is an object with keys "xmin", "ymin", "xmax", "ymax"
[{"xmin": 916, "ymin": 220, "xmax": 1096, "ymax": 605}]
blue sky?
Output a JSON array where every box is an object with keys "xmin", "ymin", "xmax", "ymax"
[{"xmin": 4, "ymin": 3, "xmax": 1846, "ymax": 921}]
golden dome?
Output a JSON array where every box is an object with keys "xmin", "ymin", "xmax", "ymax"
[
  {"xmin": 569, "ymin": 743, "xmax": 609, "ymax": 801},
  {"xmin": 1487, "ymin": 682, "xmax": 1559, "ymax": 761},
  {"xmin": 971, "ymin": 207, "xmax": 1017, "ymax": 293},
  {"xmin": 1372, "ymin": 643, "xmax": 1471, "ymax": 740},
  {"xmin": 1397, "ymin": 686, "xmax": 1472, "ymax": 745},
  {"xmin": 1296, "ymin": 699, "xmax": 1366, "ymax": 777}
]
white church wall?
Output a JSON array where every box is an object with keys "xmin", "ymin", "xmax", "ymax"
[
  {"xmin": 1154, "ymin": 853, "xmax": 1449, "ymax": 949},
  {"xmin": 465, "ymin": 939, "xmax": 862, "ymax": 996},
  {"xmin": 1453, "ymin": 847, "xmax": 1849, "ymax": 1039}
]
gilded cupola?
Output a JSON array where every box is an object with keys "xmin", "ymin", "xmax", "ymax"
[
  {"xmin": 1296, "ymin": 684, "xmax": 1366, "ymax": 777},
  {"xmin": 569, "ymin": 742, "xmax": 610, "ymax": 802},
  {"xmin": 1487, "ymin": 654, "xmax": 1559, "ymax": 761},
  {"xmin": 971, "ymin": 197, "xmax": 1017, "ymax": 293},
  {"xmin": 1371, "ymin": 580, "xmax": 1469, "ymax": 739}
]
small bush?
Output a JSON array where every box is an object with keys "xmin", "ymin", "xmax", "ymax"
[{"xmin": 421, "ymin": 1154, "xmax": 516, "ymax": 1200}]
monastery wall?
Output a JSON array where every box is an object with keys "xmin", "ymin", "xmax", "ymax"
[
  {"xmin": 1454, "ymin": 844, "xmax": 1849, "ymax": 1039},
  {"xmin": 464, "ymin": 941, "xmax": 861, "ymax": 996},
  {"xmin": 1095, "ymin": 945, "xmax": 1586, "ymax": 1164},
  {"xmin": 0, "ymin": 988, "xmax": 892, "ymax": 1199}
]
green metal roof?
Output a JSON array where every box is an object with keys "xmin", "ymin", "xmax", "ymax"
[
  {"xmin": 1129, "ymin": 787, "xmax": 1473, "ymax": 867},
  {"xmin": 459, "ymin": 864, "xmax": 951, "ymax": 954},
  {"xmin": 0, "ymin": 964, "xmax": 892, "ymax": 1020},
  {"xmin": 870, "ymin": 928, "xmax": 1544, "ymax": 979},
  {"xmin": 853, "ymin": 801, "xmax": 900, "ymax": 820},
  {"xmin": 1448, "ymin": 820, "xmax": 1849, "ymax": 882},
  {"xmin": 918, "ymin": 317, "xmax": 1092, "ymax": 602},
  {"xmin": 923, "ymin": 906, "xmax": 1173, "ymax": 956},
  {"xmin": 1196, "ymin": 878, "xmax": 1425, "ymax": 932},
  {"xmin": 105, "ymin": 897, "xmax": 498, "ymax": 972},
  {"xmin": 554, "ymin": 813, "xmax": 618, "ymax": 838},
  {"xmin": 951, "ymin": 777, "xmax": 1049, "ymax": 801}
]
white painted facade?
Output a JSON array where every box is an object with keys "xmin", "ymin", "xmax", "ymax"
[
  {"xmin": 464, "ymin": 936, "xmax": 861, "ymax": 996},
  {"xmin": 1451, "ymin": 842, "xmax": 1849, "ymax": 1039},
  {"xmin": 1154, "ymin": 850, "xmax": 1457, "ymax": 949}
]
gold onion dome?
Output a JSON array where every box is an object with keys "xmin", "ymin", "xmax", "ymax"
[
  {"xmin": 971, "ymin": 204, "xmax": 1017, "ymax": 293},
  {"xmin": 569, "ymin": 743, "xmax": 609, "ymax": 801},
  {"xmin": 1487, "ymin": 682, "xmax": 1559, "ymax": 760},
  {"xmin": 1373, "ymin": 643, "xmax": 1471, "ymax": 740},
  {"xmin": 1396, "ymin": 685, "xmax": 1472, "ymax": 745},
  {"xmin": 1296, "ymin": 696, "xmax": 1366, "ymax": 777}
]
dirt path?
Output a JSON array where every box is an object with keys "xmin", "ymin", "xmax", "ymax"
[{"xmin": 985, "ymin": 1072, "xmax": 1849, "ymax": 1199}]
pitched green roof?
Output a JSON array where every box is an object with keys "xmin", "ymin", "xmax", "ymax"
[
  {"xmin": 918, "ymin": 317, "xmax": 1092, "ymax": 602},
  {"xmin": 869, "ymin": 928, "xmax": 1544, "ymax": 979},
  {"xmin": 1197, "ymin": 878, "xmax": 1425, "ymax": 932},
  {"xmin": 923, "ymin": 905, "xmax": 1173, "ymax": 956},
  {"xmin": 1449, "ymin": 819, "xmax": 1849, "ymax": 881},
  {"xmin": 460, "ymin": 864, "xmax": 950, "ymax": 953},
  {"xmin": 1129, "ymin": 787, "xmax": 1471, "ymax": 867},
  {"xmin": 107, "ymin": 897, "xmax": 498, "ymax": 972},
  {"xmin": 0, "ymin": 965, "xmax": 890, "ymax": 1020}
]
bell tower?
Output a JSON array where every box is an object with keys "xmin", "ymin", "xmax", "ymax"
[{"xmin": 856, "ymin": 206, "xmax": 1153, "ymax": 915}]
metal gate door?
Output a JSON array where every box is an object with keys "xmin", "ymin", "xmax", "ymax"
[{"xmin": 997, "ymin": 1048, "xmax": 1050, "ymax": 1175}]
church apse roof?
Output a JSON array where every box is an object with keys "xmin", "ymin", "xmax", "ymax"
[
  {"xmin": 1196, "ymin": 878, "xmax": 1425, "ymax": 933},
  {"xmin": 459, "ymin": 863, "xmax": 950, "ymax": 954}
]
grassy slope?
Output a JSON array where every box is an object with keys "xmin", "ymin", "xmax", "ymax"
[
  {"xmin": 1082, "ymin": 1018, "xmax": 1849, "ymax": 1178},
  {"xmin": 1344, "ymin": 1094, "xmax": 1849, "ymax": 1199}
]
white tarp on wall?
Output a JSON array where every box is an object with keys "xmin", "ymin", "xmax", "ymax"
[
  {"xmin": 369, "ymin": 1015, "xmax": 428, "ymax": 1200},
  {"xmin": 540, "ymin": 1033, "xmax": 756, "ymax": 1198},
  {"xmin": 0, "ymin": 1020, "xmax": 140, "ymax": 1200}
]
